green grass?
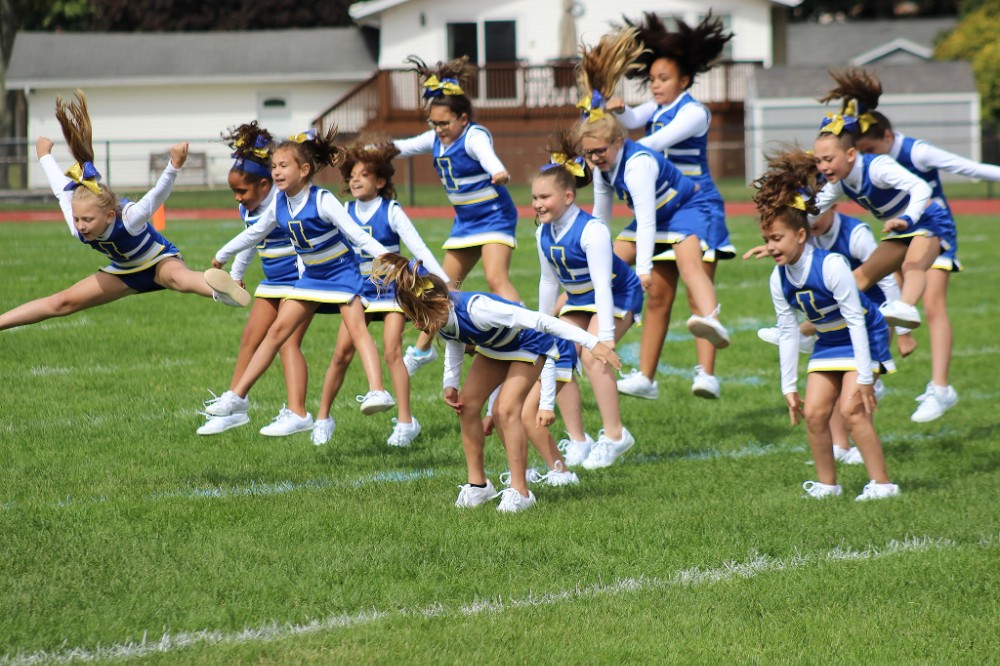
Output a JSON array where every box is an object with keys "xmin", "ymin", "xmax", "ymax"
[{"xmin": 1, "ymin": 211, "xmax": 998, "ymax": 664}]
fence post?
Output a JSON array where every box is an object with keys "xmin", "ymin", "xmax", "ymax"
[
  {"xmin": 105, "ymin": 140, "xmax": 111, "ymax": 183},
  {"xmin": 408, "ymin": 155, "xmax": 416, "ymax": 207}
]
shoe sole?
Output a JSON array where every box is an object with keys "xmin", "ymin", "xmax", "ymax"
[
  {"xmin": 260, "ymin": 423, "xmax": 314, "ymax": 437},
  {"xmin": 360, "ymin": 401, "xmax": 396, "ymax": 416},
  {"xmin": 691, "ymin": 386, "xmax": 720, "ymax": 400},
  {"xmin": 204, "ymin": 268, "xmax": 251, "ymax": 307},
  {"xmin": 882, "ymin": 313, "xmax": 921, "ymax": 329},
  {"xmin": 197, "ymin": 413, "xmax": 250, "ymax": 435},
  {"xmin": 686, "ymin": 318, "xmax": 730, "ymax": 349},
  {"xmin": 617, "ymin": 387, "xmax": 659, "ymax": 400}
]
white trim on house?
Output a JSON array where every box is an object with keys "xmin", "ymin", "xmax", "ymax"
[
  {"xmin": 6, "ymin": 72, "xmax": 376, "ymax": 90},
  {"xmin": 851, "ymin": 38, "xmax": 933, "ymax": 66}
]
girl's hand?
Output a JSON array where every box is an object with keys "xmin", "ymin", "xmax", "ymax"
[
  {"xmin": 605, "ymin": 96, "xmax": 626, "ymax": 113},
  {"xmin": 799, "ymin": 320, "xmax": 817, "ymax": 337},
  {"xmin": 785, "ymin": 392, "xmax": 804, "ymax": 426},
  {"xmin": 482, "ymin": 413, "xmax": 495, "ymax": 436},
  {"xmin": 443, "ymin": 387, "xmax": 462, "ymax": 414},
  {"xmin": 170, "ymin": 142, "xmax": 189, "ymax": 169},
  {"xmin": 882, "ymin": 218, "xmax": 908, "ymax": 234},
  {"xmin": 590, "ymin": 342, "xmax": 622, "ymax": 370},
  {"xmin": 855, "ymin": 382, "xmax": 878, "ymax": 414},
  {"xmin": 742, "ymin": 244, "xmax": 769, "ymax": 260},
  {"xmin": 491, "ymin": 171, "xmax": 510, "ymax": 186},
  {"xmin": 36, "ymin": 136, "xmax": 54, "ymax": 158},
  {"xmin": 536, "ymin": 409, "xmax": 556, "ymax": 429},
  {"xmin": 211, "ymin": 258, "xmax": 226, "ymax": 270},
  {"xmin": 639, "ymin": 273, "xmax": 651, "ymax": 292},
  {"xmin": 896, "ymin": 331, "xmax": 917, "ymax": 357}
]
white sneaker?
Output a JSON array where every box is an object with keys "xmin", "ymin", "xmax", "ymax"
[
  {"xmin": 911, "ymin": 383, "xmax": 958, "ymax": 423},
  {"xmin": 874, "ymin": 378, "xmax": 886, "ymax": 402},
  {"xmin": 203, "ymin": 390, "xmax": 249, "ymax": 417},
  {"xmin": 311, "ymin": 417, "xmax": 335, "ymax": 446},
  {"xmin": 259, "ymin": 406, "xmax": 314, "ymax": 437},
  {"xmin": 496, "ymin": 487, "xmax": 537, "ymax": 513},
  {"xmin": 387, "ymin": 417, "xmax": 421, "ymax": 447},
  {"xmin": 686, "ymin": 307, "xmax": 730, "ymax": 349},
  {"xmin": 196, "ymin": 413, "xmax": 250, "ymax": 435},
  {"xmin": 832, "ymin": 445, "xmax": 851, "ymax": 463},
  {"xmin": 833, "ymin": 445, "xmax": 864, "ymax": 465},
  {"xmin": 455, "ymin": 480, "xmax": 498, "ymax": 508},
  {"xmin": 356, "ymin": 390, "xmax": 396, "ymax": 416},
  {"xmin": 500, "ymin": 468, "xmax": 546, "ymax": 487},
  {"xmin": 204, "ymin": 268, "xmax": 251, "ymax": 307},
  {"xmin": 617, "ymin": 369, "xmax": 659, "ymax": 400},
  {"xmin": 403, "ymin": 345, "xmax": 438, "ymax": 376},
  {"xmin": 757, "ymin": 327, "xmax": 815, "ymax": 355},
  {"xmin": 879, "ymin": 300, "xmax": 922, "ymax": 329},
  {"xmin": 582, "ymin": 427, "xmax": 635, "ymax": 470},
  {"xmin": 802, "ymin": 480, "xmax": 843, "ymax": 498},
  {"xmin": 855, "ymin": 480, "xmax": 900, "ymax": 501},
  {"xmin": 691, "ymin": 365, "xmax": 720, "ymax": 399},
  {"xmin": 558, "ymin": 433, "xmax": 594, "ymax": 467},
  {"xmin": 543, "ymin": 460, "xmax": 580, "ymax": 486}
]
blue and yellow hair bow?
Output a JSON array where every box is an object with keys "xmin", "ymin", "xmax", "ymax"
[
  {"xmin": 288, "ymin": 128, "xmax": 318, "ymax": 143},
  {"xmin": 541, "ymin": 152, "xmax": 586, "ymax": 178},
  {"xmin": 408, "ymin": 258, "xmax": 435, "ymax": 297},
  {"xmin": 819, "ymin": 99, "xmax": 874, "ymax": 136},
  {"xmin": 787, "ymin": 192, "xmax": 808, "ymax": 211},
  {"xmin": 63, "ymin": 161, "xmax": 102, "ymax": 195},
  {"xmin": 576, "ymin": 90, "xmax": 606, "ymax": 123},
  {"xmin": 422, "ymin": 75, "xmax": 464, "ymax": 99},
  {"xmin": 234, "ymin": 134, "xmax": 271, "ymax": 160}
]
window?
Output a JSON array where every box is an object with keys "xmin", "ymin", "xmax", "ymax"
[{"xmin": 447, "ymin": 22, "xmax": 478, "ymax": 62}]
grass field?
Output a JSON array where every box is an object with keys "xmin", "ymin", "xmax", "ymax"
[{"xmin": 1, "ymin": 209, "xmax": 999, "ymax": 664}]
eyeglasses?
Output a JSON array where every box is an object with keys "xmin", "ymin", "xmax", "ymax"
[
  {"xmin": 426, "ymin": 119, "xmax": 455, "ymax": 129},
  {"xmin": 581, "ymin": 145, "xmax": 611, "ymax": 158}
]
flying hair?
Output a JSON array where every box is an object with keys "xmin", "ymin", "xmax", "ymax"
[
  {"xmin": 274, "ymin": 126, "xmax": 344, "ymax": 176},
  {"xmin": 535, "ymin": 128, "xmax": 593, "ymax": 191},
  {"xmin": 370, "ymin": 253, "xmax": 451, "ymax": 337},
  {"xmin": 339, "ymin": 142, "xmax": 402, "ymax": 201},
  {"xmin": 623, "ymin": 12, "xmax": 733, "ymax": 85},
  {"xmin": 54, "ymin": 89, "xmax": 118, "ymax": 211},
  {"xmin": 752, "ymin": 147, "xmax": 820, "ymax": 229},
  {"xmin": 223, "ymin": 121, "xmax": 273, "ymax": 180},
  {"xmin": 405, "ymin": 54, "xmax": 476, "ymax": 117},
  {"xmin": 818, "ymin": 67, "xmax": 882, "ymax": 114},
  {"xmin": 576, "ymin": 26, "xmax": 645, "ymax": 103}
]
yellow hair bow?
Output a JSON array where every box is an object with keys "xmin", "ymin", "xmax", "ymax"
[
  {"xmin": 423, "ymin": 75, "xmax": 464, "ymax": 97},
  {"xmin": 234, "ymin": 137, "xmax": 270, "ymax": 160},
  {"xmin": 576, "ymin": 95, "xmax": 606, "ymax": 123},
  {"xmin": 64, "ymin": 161, "xmax": 102, "ymax": 195},
  {"xmin": 550, "ymin": 152, "xmax": 586, "ymax": 178},
  {"xmin": 787, "ymin": 193, "xmax": 807, "ymax": 211},
  {"xmin": 288, "ymin": 129, "xmax": 318, "ymax": 144},
  {"xmin": 412, "ymin": 275, "xmax": 435, "ymax": 297}
]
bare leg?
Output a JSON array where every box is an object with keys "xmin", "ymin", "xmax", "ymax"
[
  {"xmin": 457, "ymin": 355, "xmax": 509, "ymax": 486},
  {"xmin": 229, "ymin": 297, "xmax": 280, "ymax": 389},
  {"xmin": 898, "ymin": 236, "xmax": 941, "ymax": 306},
  {"xmin": 692, "ymin": 261, "xmax": 719, "ymax": 374},
  {"xmin": 923, "ymin": 268, "xmax": 953, "ymax": 387},
  {"xmin": 554, "ymin": 379, "xmax": 587, "ymax": 442},
  {"xmin": 853, "ymin": 241, "xmax": 907, "ymax": 292},
  {"xmin": 339, "ymin": 298, "xmax": 384, "ymax": 391},
  {"xmin": 493, "ymin": 359, "xmax": 545, "ymax": 496},
  {"xmin": 316, "ymin": 320, "xmax": 357, "ymax": 421},
  {"xmin": 674, "ymin": 236, "xmax": 717, "ymax": 317},
  {"xmin": 638, "ymin": 263, "xmax": 678, "ymax": 380},
  {"xmin": 154, "ymin": 257, "xmax": 215, "ymax": 297},
  {"xmin": 233, "ymin": 299, "xmax": 317, "ymax": 397},
  {"xmin": 803, "ymin": 372, "xmax": 840, "ymax": 486},
  {"xmin": 383, "ymin": 312, "xmax": 412, "ymax": 422},
  {"xmin": 839, "ymin": 371, "xmax": 890, "ymax": 484},
  {"xmin": 829, "ymin": 409, "xmax": 850, "ymax": 451},
  {"xmin": 278, "ymin": 311, "xmax": 314, "ymax": 417},
  {"xmin": 480, "ymin": 242, "xmax": 520, "ymax": 302},
  {"xmin": 0, "ymin": 271, "xmax": 133, "ymax": 331},
  {"xmin": 521, "ymin": 381, "xmax": 563, "ymax": 470},
  {"xmin": 612, "ymin": 239, "xmax": 636, "ymax": 266}
]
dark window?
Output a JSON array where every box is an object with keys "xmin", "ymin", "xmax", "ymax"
[
  {"xmin": 447, "ymin": 22, "xmax": 478, "ymax": 62},
  {"xmin": 484, "ymin": 20, "xmax": 516, "ymax": 99}
]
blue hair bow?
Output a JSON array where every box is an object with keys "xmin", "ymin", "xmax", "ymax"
[
  {"xmin": 63, "ymin": 160, "xmax": 102, "ymax": 195},
  {"xmin": 576, "ymin": 89, "xmax": 607, "ymax": 123}
]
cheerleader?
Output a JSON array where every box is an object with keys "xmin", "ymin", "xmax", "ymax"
[
  {"xmin": 610, "ymin": 12, "xmax": 735, "ymax": 399},
  {"xmin": 574, "ymin": 28, "xmax": 730, "ymax": 403},
  {"xmin": 310, "ymin": 143, "xmax": 448, "ymax": 447},
  {"xmin": 370, "ymin": 253, "xmax": 620, "ymax": 513},
  {"xmin": 391, "ymin": 55, "xmax": 521, "ymax": 376},
  {"xmin": 1, "ymin": 90, "xmax": 248, "ymax": 333},
  {"xmin": 754, "ymin": 150, "xmax": 899, "ymax": 501},
  {"xmin": 206, "ymin": 128, "xmax": 394, "ymax": 422}
]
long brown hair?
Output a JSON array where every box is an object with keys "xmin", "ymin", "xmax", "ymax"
[
  {"xmin": 54, "ymin": 89, "xmax": 118, "ymax": 212},
  {"xmin": 752, "ymin": 147, "xmax": 820, "ymax": 231},
  {"xmin": 819, "ymin": 67, "xmax": 890, "ymax": 141},
  {"xmin": 371, "ymin": 253, "xmax": 451, "ymax": 336},
  {"xmin": 273, "ymin": 126, "xmax": 343, "ymax": 178},
  {"xmin": 623, "ymin": 12, "xmax": 733, "ymax": 87},
  {"xmin": 339, "ymin": 142, "xmax": 401, "ymax": 201},
  {"xmin": 406, "ymin": 54, "xmax": 476, "ymax": 119},
  {"xmin": 573, "ymin": 27, "xmax": 644, "ymax": 144}
]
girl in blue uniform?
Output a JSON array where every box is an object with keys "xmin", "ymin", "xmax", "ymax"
[
  {"xmin": 755, "ymin": 154, "xmax": 899, "ymax": 501},
  {"xmin": 370, "ymin": 253, "xmax": 620, "ymax": 513},
  {"xmin": 392, "ymin": 56, "xmax": 521, "ymax": 375},
  {"xmin": 206, "ymin": 128, "xmax": 395, "ymax": 422},
  {"xmin": 310, "ymin": 143, "xmax": 449, "ymax": 447},
  {"xmin": 574, "ymin": 28, "xmax": 731, "ymax": 404},
  {"xmin": 812, "ymin": 100, "xmax": 957, "ymax": 334},
  {"xmin": 826, "ymin": 69, "xmax": 1000, "ymax": 423},
  {"xmin": 0, "ymin": 90, "xmax": 248, "ymax": 333},
  {"xmin": 534, "ymin": 132, "xmax": 643, "ymax": 470},
  {"xmin": 199, "ymin": 122, "xmax": 315, "ymax": 437},
  {"xmin": 609, "ymin": 12, "xmax": 735, "ymax": 399}
]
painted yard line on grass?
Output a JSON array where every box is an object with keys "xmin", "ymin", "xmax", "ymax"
[{"xmin": 4, "ymin": 534, "xmax": 995, "ymax": 666}]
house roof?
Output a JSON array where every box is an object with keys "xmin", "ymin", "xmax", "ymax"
[
  {"xmin": 851, "ymin": 37, "xmax": 932, "ymax": 65},
  {"xmin": 786, "ymin": 17, "xmax": 956, "ymax": 67},
  {"xmin": 5, "ymin": 29, "xmax": 377, "ymax": 90},
  {"xmin": 752, "ymin": 62, "xmax": 976, "ymax": 101}
]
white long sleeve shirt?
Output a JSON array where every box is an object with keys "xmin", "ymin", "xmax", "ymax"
[
  {"xmin": 441, "ymin": 296, "xmax": 600, "ymax": 390},
  {"xmin": 616, "ymin": 99, "xmax": 710, "ymax": 154},
  {"xmin": 592, "ymin": 150, "xmax": 661, "ymax": 275},
  {"xmin": 393, "ymin": 126, "xmax": 507, "ymax": 177},
  {"xmin": 814, "ymin": 154, "xmax": 932, "ymax": 226},
  {"xmin": 535, "ymin": 204, "xmax": 617, "ymax": 341},
  {"xmin": 350, "ymin": 197, "xmax": 449, "ymax": 282},
  {"xmin": 40, "ymin": 153, "xmax": 178, "ymax": 238},
  {"xmin": 893, "ymin": 132, "xmax": 1000, "ymax": 181},
  {"xmin": 770, "ymin": 245, "xmax": 874, "ymax": 395},
  {"xmin": 229, "ymin": 188, "xmax": 278, "ymax": 282},
  {"xmin": 214, "ymin": 187, "xmax": 388, "ymax": 265}
]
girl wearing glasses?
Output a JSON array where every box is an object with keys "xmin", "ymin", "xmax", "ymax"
[{"xmin": 390, "ymin": 56, "xmax": 521, "ymax": 377}]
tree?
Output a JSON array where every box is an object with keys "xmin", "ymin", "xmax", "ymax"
[
  {"xmin": 935, "ymin": 2, "xmax": 1000, "ymax": 124},
  {"xmin": 89, "ymin": 0, "xmax": 354, "ymax": 31}
]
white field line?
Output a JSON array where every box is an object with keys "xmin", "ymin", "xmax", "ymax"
[{"xmin": 3, "ymin": 534, "xmax": 995, "ymax": 665}]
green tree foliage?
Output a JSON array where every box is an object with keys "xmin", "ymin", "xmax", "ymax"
[
  {"xmin": 935, "ymin": 3, "xmax": 1000, "ymax": 123},
  {"xmin": 89, "ymin": 0, "xmax": 354, "ymax": 31}
]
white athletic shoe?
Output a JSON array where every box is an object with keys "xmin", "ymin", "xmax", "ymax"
[
  {"xmin": 756, "ymin": 327, "xmax": 815, "ymax": 355},
  {"xmin": 387, "ymin": 417, "xmax": 421, "ymax": 447},
  {"xmin": 196, "ymin": 413, "xmax": 250, "ymax": 435},
  {"xmin": 691, "ymin": 365, "xmax": 720, "ymax": 399},
  {"xmin": 802, "ymin": 480, "xmax": 843, "ymax": 499},
  {"xmin": 356, "ymin": 390, "xmax": 396, "ymax": 416},
  {"xmin": 558, "ymin": 434, "xmax": 594, "ymax": 467},
  {"xmin": 455, "ymin": 480, "xmax": 498, "ymax": 508},
  {"xmin": 259, "ymin": 407, "xmax": 314, "ymax": 437},
  {"xmin": 855, "ymin": 480, "xmax": 900, "ymax": 501},
  {"xmin": 617, "ymin": 369, "xmax": 659, "ymax": 400},
  {"xmin": 203, "ymin": 390, "xmax": 249, "ymax": 417},
  {"xmin": 833, "ymin": 445, "xmax": 864, "ymax": 465},
  {"xmin": 879, "ymin": 300, "xmax": 922, "ymax": 329},
  {"xmin": 911, "ymin": 383, "xmax": 958, "ymax": 423},
  {"xmin": 311, "ymin": 417, "xmax": 335, "ymax": 446},
  {"xmin": 500, "ymin": 468, "xmax": 546, "ymax": 487},
  {"xmin": 874, "ymin": 378, "xmax": 886, "ymax": 402},
  {"xmin": 543, "ymin": 461, "xmax": 580, "ymax": 487},
  {"xmin": 204, "ymin": 268, "xmax": 251, "ymax": 307},
  {"xmin": 403, "ymin": 345, "xmax": 438, "ymax": 376},
  {"xmin": 686, "ymin": 306, "xmax": 730, "ymax": 349},
  {"xmin": 582, "ymin": 427, "xmax": 635, "ymax": 470},
  {"xmin": 496, "ymin": 487, "xmax": 537, "ymax": 513}
]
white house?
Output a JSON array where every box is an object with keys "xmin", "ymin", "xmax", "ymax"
[{"xmin": 5, "ymin": 29, "xmax": 378, "ymax": 190}]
